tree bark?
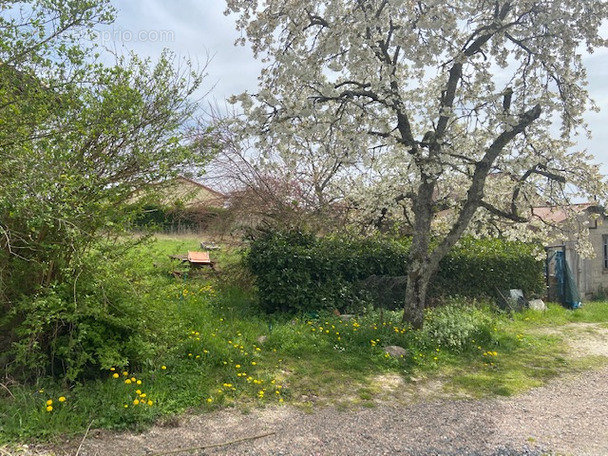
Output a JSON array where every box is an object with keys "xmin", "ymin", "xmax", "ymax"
[{"xmin": 402, "ymin": 254, "xmax": 432, "ymax": 329}]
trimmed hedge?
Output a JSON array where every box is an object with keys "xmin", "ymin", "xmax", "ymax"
[
  {"xmin": 433, "ymin": 237, "xmax": 544, "ymax": 301},
  {"xmin": 244, "ymin": 230, "xmax": 545, "ymax": 314}
]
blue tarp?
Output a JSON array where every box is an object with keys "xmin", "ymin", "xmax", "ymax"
[{"xmin": 547, "ymin": 250, "xmax": 581, "ymax": 309}]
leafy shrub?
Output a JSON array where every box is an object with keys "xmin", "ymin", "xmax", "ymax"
[
  {"xmin": 132, "ymin": 203, "xmax": 227, "ymax": 233},
  {"xmin": 7, "ymin": 245, "xmax": 185, "ymax": 382},
  {"xmin": 244, "ymin": 230, "xmax": 408, "ymax": 313},
  {"xmin": 421, "ymin": 300, "xmax": 497, "ymax": 352},
  {"xmin": 244, "ymin": 230, "xmax": 544, "ymax": 314},
  {"xmin": 433, "ymin": 237, "xmax": 545, "ymax": 300}
]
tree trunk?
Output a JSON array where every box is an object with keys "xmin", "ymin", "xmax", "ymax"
[
  {"xmin": 402, "ymin": 257, "xmax": 432, "ymax": 329},
  {"xmin": 402, "ymin": 177, "xmax": 436, "ymax": 329}
]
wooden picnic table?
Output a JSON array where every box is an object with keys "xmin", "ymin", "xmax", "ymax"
[{"xmin": 169, "ymin": 251, "xmax": 216, "ymax": 270}]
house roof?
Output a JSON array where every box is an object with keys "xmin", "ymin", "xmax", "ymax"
[
  {"xmin": 175, "ymin": 176, "xmax": 227, "ymax": 199},
  {"xmin": 531, "ymin": 203, "xmax": 595, "ymax": 223}
]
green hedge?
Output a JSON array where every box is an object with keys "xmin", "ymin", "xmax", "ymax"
[
  {"xmin": 433, "ymin": 237, "xmax": 544, "ymax": 300},
  {"xmin": 132, "ymin": 204, "xmax": 226, "ymax": 233},
  {"xmin": 244, "ymin": 230, "xmax": 545, "ymax": 314}
]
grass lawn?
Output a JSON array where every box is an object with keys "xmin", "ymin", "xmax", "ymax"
[{"xmin": 1, "ymin": 234, "xmax": 607, "ymax": 445}]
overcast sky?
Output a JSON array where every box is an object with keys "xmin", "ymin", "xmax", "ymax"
[{"xmin": 99, "ymin": 1, "xmax": 608, "ymax": 174}]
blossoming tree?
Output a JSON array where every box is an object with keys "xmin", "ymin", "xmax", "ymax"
[{"xmin": 225, "ymin": 0, "xmax": 608, "ymax": 328}]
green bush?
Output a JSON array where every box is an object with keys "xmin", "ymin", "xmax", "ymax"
[
  {"xmin": 422, "ymin": 300, "xmax": 497, "ymax": 352},
  {"xmin": 244, "ymin": 230, "xmax": 544, "ymax": 314},
  {"xmin": 6, "ymin": 244, "xmax": 186, "ymax": 382},
  {"xmin": 132, "ymin": 203, "xmax": 226, "ymax": 233},
  {"xmin": 433, "ymin": 237, "xmax": 545, "ymax": 300},
  {"xmin": 244, "ymin": 230, "xmax": 408, "ymax": 313}
]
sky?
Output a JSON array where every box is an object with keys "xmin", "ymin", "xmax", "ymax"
[{"xmin": 98, "ymin": 1, "xmax": 608, "ymax": 174}]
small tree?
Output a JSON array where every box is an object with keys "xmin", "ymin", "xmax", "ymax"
[
  {"xmin": 0, "ymin": 1, "xmax": 213, "ymax": 377},
  {"xmin": 206, "ymin": 108, "xmax": 357, "ymax": 232},
  {"xmin": 226, "ymin": 0, "xmax": 608, "ymax": 328}
]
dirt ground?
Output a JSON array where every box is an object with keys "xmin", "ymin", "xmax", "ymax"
[{"xmin": 5, "ymin": 322, "xmax": 608, "ymax": 456}]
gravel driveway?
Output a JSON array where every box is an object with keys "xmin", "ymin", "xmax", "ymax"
[{"xmin": 12, "ymin": 323, "xmax": 608, "ymax": 456}]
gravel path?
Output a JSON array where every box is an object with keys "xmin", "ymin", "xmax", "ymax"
[
  {"xmin": 71, "ymin": 366, "xmax": 608, "ymax": 456},
  {"xmin": 10, "ymin": 323, "xmax": 608, "ymax": 456}
]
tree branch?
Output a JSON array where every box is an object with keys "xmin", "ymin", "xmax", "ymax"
[
  {"xmin": 429, "ymin": 103, "xmax": 542, "ymax": 268},
  {"xmin": 479, "ymin": 200, "xmax": 528, "ymax": 223}
]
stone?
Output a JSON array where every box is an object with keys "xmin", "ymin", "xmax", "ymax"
[
  {"xmin": 384, "ymin": 345, "xmax": 408, "ymax": 359},
  {"xmin": 528, "ymin": 299, "xmax": 547, "ymax": 311}
]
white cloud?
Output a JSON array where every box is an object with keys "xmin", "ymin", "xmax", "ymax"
[{"xmin": 97, "ymin": 0, "xmax": 261, "ymax": 103}]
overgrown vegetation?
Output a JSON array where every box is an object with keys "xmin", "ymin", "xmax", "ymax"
[
  {"xmin": 0, "ymin": 236, "xmax": 605, "ymax": 446},
  {"xmin": 0, "ymin": 1, "xmax": 212, "ymax": 377},
  {"xmin": 132, "ymin": 204, "xmax": 228, "ymax": 234},
  {"xmin": 244, "ymin": 229, "xmax": 545, "ymax": 314}
]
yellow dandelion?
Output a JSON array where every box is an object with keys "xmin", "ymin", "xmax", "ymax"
[
  {"xmin": 130, "ymin": 377, "xmax": 136, "ymax": 383},
  {"xmin": 58, "ymin": 396, "xmax": 66, "ymax": 403},
  {"xmin": 133, "ymin": 399, "xmax": 140, "ymax": 406},
  {"xmin": 112, "ymin": 373, "xmax": 119, "ymax": 379},
  {"xmin": 125, "ymin": 379, "xmax": 132, "ymax": 385},
  {"xmin": 46, "ymin": 405, "xmax": 53, "ymax": 412},
  {"xmin": 161, "ymin": 365, "xmax": 167, "ymax": 370},
  {"xmin": 207, "ymin": 398, "xmax": 213, "ymax": 403},
  {"xmin": 135, "ymin": 389, "xmax": 142, "ymax": 395},
  {"xmin": 147, "ymin": 400, "xmax": 153, "ymax": 406},
  {"xmin": 46, "ymin": 399, "xmax": 53, "ymax": 406},
  {"xmin": 110, "ymin": 367, "xmax": 116, "ymax": 371}
]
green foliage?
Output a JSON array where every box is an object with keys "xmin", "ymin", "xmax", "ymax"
[
  {"xmin": 421, "ymin": 300, "xmax": 497, "ymax": 352},
  {"xmin": 0, "ymin": 238, "xmax": 606, "ymax": 444},
  {"xmin": 434, "ymin": 237, "xmax": 545, "ymax": 300},
  {"xmin": 132, "ymin": 204, "xmax": 227, "ymax": 233},
  {"xmin": 0, "ymin": 1, "xmax": 214, "ymax": 382},
  {"xmin": 244, "ymin": 230, "xmax": 545, "ymax": 314},
  {"xmin": 7, "ymin": 243, "xmax": 186, "ymax": 381},
  {"xmin": 244, "ymin": 230, "xmax": 408, "ymax": 313}
]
